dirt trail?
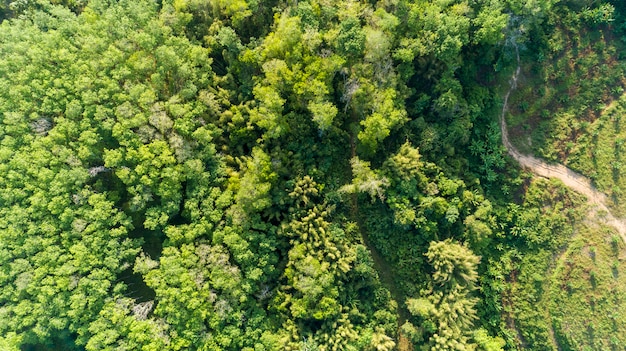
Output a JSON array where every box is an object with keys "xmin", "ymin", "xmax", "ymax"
[
  {"xmin": 500, "ymin": 46, "xmax": 626, "ymax": 243},
  {"xmin": 348, "ymin": 124, "xmax": 412, "ymax": 351}
]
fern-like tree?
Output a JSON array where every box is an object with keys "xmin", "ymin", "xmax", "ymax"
[{"xmin": 404, "ymin": 239, "xmax": 485, "ymax": 351}]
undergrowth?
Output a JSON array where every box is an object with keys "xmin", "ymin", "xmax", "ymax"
[
  {"xmin": 500, "ymin": 10, "xmax": 626, "ymax": 347},
  {"xmin": 505, "ymin": 8, "xmax": 626, "ymax": 213}
]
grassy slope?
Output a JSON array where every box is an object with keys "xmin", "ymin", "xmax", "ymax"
[
  {"xmin": 568, "ymin": 96, "xmax": 626, "ymax": 215},
  {"xmin": 506, "ymin": 24, "xmax": 626, "ymax": 214},
  {"xmin": 504, "ymin": 179, "xmax": 626, "ymax": 350},
  {"xmin": 506, "ymin": 26, "xmax": 626, "ymax": 162},
  {"xmin": 545, "ymin": 220, "xmax": 626, "ymax": 350},
  {"xmin": 502, "ymin": 16, "xmax": 626, "ymax": 351}
]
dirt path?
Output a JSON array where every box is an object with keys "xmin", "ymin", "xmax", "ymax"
[
  {"xmin": 500, "ymin": 45, "xmax": 626, "ymax": 243},
  {"xmin": 347, "ymin": 122, "xmax": 412, "ymax": 351}
]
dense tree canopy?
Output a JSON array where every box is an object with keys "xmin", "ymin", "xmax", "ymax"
[{"xmin": 0, "ymin": 0, "xmax": 620, "ymax": 350}]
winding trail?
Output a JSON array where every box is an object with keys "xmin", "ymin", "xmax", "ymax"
[{"xmin": 500, "ymin": 45, "xmax": 626, "ymax": 243}]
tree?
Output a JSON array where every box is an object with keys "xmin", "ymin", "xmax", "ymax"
[
  {"xmin": 336, "ymin": 16, "xmax": 366, "ymax": 60},
  {"xmin": 473, "ymin": 328, "xmax": 505, "ymax": 351},
  {"xmin": 233, "ymin": 147, "xmax": 277, "ymax": 216},
  {"xmin": 0, "ymin": 333, "xmax": 22, "ymax": 351},
  {"xmin": 358, "ymin": 88, "xmax": 408, "ymax": 152},
  {"xmin": 340, "ymin": 157, "xmax": 390, "ymax": 202},
  {"xmin": 426, "ymin": 239, "xmax": 480, "ymax": 290},
  {"xmin": 406, "ymin": 239, "xmax": 481, "ymax": 351},
  {"xmin": 138, "ymin": 243, "xmax": 246, "ymax": 350}
]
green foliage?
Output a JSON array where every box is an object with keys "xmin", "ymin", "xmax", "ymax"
[
  {"xmin": 1, "ymin": 0, "xmax": 620, "ymax": 350},
  {"xmin": 473, "ymin": 328, "xmax": 505, "ymax": 351},
  {"xmin": 340, "ymin": 157, "xmax": 390, "ymax": 202},
  {"xmin": 406, "ymin": 239, "xmax": 482, "ymax": 351},
  {"xmin": 270, "ymin": 176, "xmax": 382, "ymax": 349},
  {"xmin": 141, "ymin": 243, "xmax": 246, "ymax": 350},
  {"xmin": 426, "ymin": 239, "xmax": 480, "ymax": 290},
  {"xmin": 482, "ymin": 179, "xmax": 585, "ymax": 350},
  {"xmin": 358, "ymin": 88, "xmax": 408, "ymax": 152},
  {"xmin": 233, "ymin": 147, "xmax": 277, "ymax": 214},
  {"xmin": 0, "ymin": 333, "xmax": 22, "ymax": 351},
  {"xmin": 336, "ymin": 16, "xmax": 365, "ymax": 59}
]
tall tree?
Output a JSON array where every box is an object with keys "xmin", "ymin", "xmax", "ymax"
[{"xmin": 405, "ymin": 239, "xmax": 482, "ymax": 351}]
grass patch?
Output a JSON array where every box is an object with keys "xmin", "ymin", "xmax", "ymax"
[
  {"xmin": 491, "ymin": 6, "xmax": 626, "ymax": 350},
  {"xmin": 495, "ymin": 178, "xmax": 586, "ymax": 350},
  {"xmin": 544, "ymin": 221, "xmax": 626, "ymax": 350},
  {"xmin": 567, "ymin": 96, "xmax": 626, "ymax": 215},
  {"xmin": 501, "ymin": 178, "xmax": 626, "ymax": 351},
  {"xmin": 505, "ymin": 9, "xmax": 626, "ymax": 210},
  {"xmin": 506, "ymin": 23, "xmax": 626, "ymax": 168}
]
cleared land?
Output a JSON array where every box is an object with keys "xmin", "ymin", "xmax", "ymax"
[{"xmin": 501, "ymin": 33, "xmax": 626, "ymax": 350}]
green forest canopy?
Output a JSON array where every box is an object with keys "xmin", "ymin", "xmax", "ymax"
[{"xmin": 0, "ymin": 0, "xmax": 623, "ymax": 350}]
